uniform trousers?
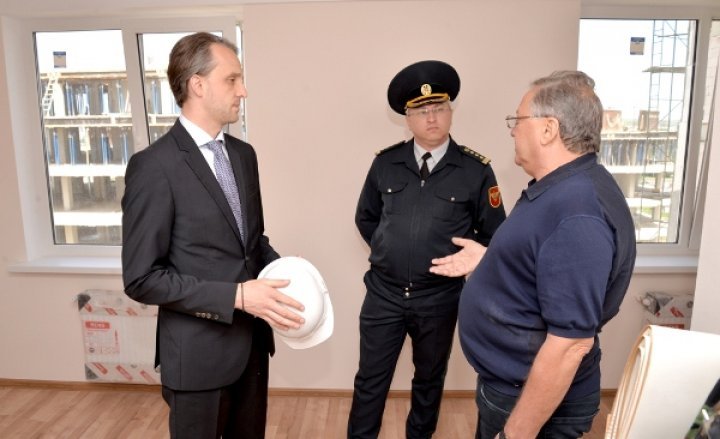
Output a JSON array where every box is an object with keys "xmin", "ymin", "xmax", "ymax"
[
  {"xmin": 161, "ymin": 330, "xmax": 269, "ymax": 439},
  {"xmin": 348, "ymin": 271, "xmax": 460, "ymax": 439}
]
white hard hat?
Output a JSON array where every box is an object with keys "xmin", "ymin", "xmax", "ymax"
[{"xmin": 258, "ymin": 256, "xmax": 334, "ymax": 349}]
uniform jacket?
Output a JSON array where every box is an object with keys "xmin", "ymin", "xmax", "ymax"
[
  {"xmin": 121, "ymin": 120, "xmax": 278, "ymax": 391},
  {"xmin": 355, "ymin": 137, "xmax": 506, "ymax": 295}
]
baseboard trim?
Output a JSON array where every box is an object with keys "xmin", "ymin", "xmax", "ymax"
[
  {"xmin": 268, "ymin": 388, "xmax": 478, "ymax": 398},
  {"xmin": 0, "ymin": 378, "xmax": 160, "ymax": 392},
  {"xmin": 0, "ymin": 378, "xmax": 617, "ymax": 399}
]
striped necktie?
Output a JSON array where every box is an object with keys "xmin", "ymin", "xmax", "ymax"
[{"xmin": 205, "ymin": 140, "xmax": 245, "ymax": 243}]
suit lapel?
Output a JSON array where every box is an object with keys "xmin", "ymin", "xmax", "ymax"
[{"xmin": 170, "ymin": 122, "xmax": 246, "ymax": 247}]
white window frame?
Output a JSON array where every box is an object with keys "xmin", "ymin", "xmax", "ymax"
[
  {"xmin": 4, "ymin": 15, "xmax": 238, "ymax": 274},
  {"xmin": 580, "ymin": 5, "xmax": 720, "ymax": 273}
]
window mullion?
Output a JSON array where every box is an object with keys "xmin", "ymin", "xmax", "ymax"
[{"xmin": 122, "ymin": 29, "xmax": 151, "ymax": 154}]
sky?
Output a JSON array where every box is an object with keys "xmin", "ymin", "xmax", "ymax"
[
  {"xmin": 34, "ymin": 30, "xmax": 232, "ymax": 73},
  {"xmin": 578, "ymin": 19, "xmax": 693, "ymax": 128}
]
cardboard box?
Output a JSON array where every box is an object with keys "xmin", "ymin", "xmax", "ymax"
[{"xmin": 640, "ymin": 291, "xmax": 694, "ymax": 329}]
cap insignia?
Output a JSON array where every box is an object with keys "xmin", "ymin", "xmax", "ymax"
[{"xmin": 420, "ymin": 83, "xmax": 432, "ymax": 96}]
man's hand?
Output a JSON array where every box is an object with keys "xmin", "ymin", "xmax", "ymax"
[
  {"xmin": 236, "ymin": 278, "xmax": 305, "ymax": 331},
  {"xmin": 429, "ymin": 237, "xmax": 486, "ymax": 277}
]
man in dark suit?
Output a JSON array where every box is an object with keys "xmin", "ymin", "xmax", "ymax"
[{"xmin": 121, "ymin": 32, "xmax": 305, "ymax": 439}]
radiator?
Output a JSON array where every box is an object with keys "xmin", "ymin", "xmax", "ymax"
[{"xmin": 77, "ymin": 289, "xmax": 160, "ymax": 384}]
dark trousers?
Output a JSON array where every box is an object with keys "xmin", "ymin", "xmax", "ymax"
[
  {"xmin": 348, "ymin": 272, "xmax": 460, "ymax": 439},
  {"xmin": 475, "ymin": 378, "xmax": 599, "ymax": 439},
  {"xmin": 161, "ymin": 333, "xmax": 269, "ymax": 439}
]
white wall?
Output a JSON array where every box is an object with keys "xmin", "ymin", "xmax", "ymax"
[
  {"xmin": 242, "ymin": 0, "xmax": 579, "ymax": 390},
  {"xmin": 0, "ymin": 0, "xmax": 709, "ymax": 392}
]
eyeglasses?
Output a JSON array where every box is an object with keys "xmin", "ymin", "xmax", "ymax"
[
  {"xmin": 505, "ymin": 115, "xmax": 542, "ymax": 128},
  {"xmin": 406, "ymin": 105, "xmax": 451, "ymax": 118}
]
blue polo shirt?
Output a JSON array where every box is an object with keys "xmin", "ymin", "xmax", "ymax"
[{"xmin": 458, "ymin": 153, "xmax": 636, "ymax": 399}]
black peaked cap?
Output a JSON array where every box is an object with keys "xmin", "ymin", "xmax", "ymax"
[{"xmin": 387, "ymin": 60, "xmax": 460, "ymax": 114}]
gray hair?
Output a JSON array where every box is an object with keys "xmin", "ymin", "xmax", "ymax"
[
  {"xmin": 167, "ymin": 32, "xmax": 239, "ymax": 107},
  {"xmin": 530, "ymin": 71, "xmax": 603, "ymax": 154}
]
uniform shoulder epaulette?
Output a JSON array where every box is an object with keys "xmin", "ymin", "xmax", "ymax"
[
  {"xmin": 375, "ymin": 141, "xmax": 405, "ymax": 156},
  {"xmin": 460, "ymin": 146, "xmax": 491, "ymax": 165}
]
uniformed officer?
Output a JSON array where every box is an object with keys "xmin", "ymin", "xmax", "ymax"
[{"xmin": 348, "ymin": 60, "xmax": 507, "ymax": 439}]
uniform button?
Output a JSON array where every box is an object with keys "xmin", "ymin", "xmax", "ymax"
[
  {"xmin": 451, "ymin": 196, "xmax": 455, "ymax": 202},
  {"xmin": 387, "ymin": 188, "xmax": 392, "ymax": 193},
  {"xmin": 213, "ymin": 314, "xmax": 219, "ymax": 320},
  {"xmin": 404, "ymin": 292, "xmax": 410, "ymax": 297}
]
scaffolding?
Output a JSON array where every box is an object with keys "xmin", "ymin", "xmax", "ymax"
[
  {"xmin": 645, "ymin": 20, "xmax": 691, "ymax": 133},
  {"xmin": 635, "ymin": 20, "xmax": 692, "ymax": 242}
]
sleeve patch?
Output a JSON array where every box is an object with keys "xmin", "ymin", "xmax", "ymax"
[{"xmin": 489, "ymin": 186, "xmax": 502, "ymax": 208}]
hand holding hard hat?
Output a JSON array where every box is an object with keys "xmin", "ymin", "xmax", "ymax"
[{"xmin": 258, "ymin": 256, "xmax": 334, "ymax": 349}]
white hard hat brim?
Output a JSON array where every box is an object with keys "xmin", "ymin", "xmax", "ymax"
[
  {"xmin": 276, "ymin": 293, "xmax": 334, "ymax": 349},
  {"xmin": 258, "ymin": 256, "xmax": 334, "ymax": 350}
]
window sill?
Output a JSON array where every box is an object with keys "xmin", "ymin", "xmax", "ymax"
[
  {"xmin": 7, "ymin": 256, "xmax": 121, "ymax": 275},
  {"xmin": 633, "ymin": 255, "xmax": 698, "ymax": 274},
  {"xmin": 6, "ymin": 255, "xmax": 698, "ymax": 276}
]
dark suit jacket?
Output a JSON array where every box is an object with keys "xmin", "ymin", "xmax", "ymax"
[{"xmin": 121, "ymin": 120, "xmax": 278, "ymax": 391}]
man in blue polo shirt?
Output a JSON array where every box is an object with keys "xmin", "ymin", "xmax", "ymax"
[{"xmin": 430, "ymin": 71, "xmax": 636, "ymax": 439}]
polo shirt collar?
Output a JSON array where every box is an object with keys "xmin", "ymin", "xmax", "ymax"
[{"xmin": 524, "ymin": 153, "xmax": 598, "ymax": 201}]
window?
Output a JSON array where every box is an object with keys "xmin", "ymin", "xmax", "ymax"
[
  {"xmin": 579, "ymin": 19, "xmax": 695, "ymax": 244},
  {"xmin": 579, "ymin": 16, "xmax": 720, "ymax": 251},
  {"xmin": 28, "ymin": 20, "xmax": 240, "ymax": 249},
  {"xmin": 35, "ymin": 30, "xmax": 132, "ymax": 245}
]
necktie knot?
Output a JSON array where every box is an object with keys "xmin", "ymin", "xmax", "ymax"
[{"xmin": 205, "ymin": 140, "xmax": 224, "ymax": 155}]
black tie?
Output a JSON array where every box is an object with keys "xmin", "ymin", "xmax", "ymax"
[{"xmin": 420, "ymin": 152, "xmax": 431, "ymax": 181}]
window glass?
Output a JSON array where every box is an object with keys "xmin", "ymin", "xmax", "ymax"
[
  {"xmin": 35, "ymin": 30, "xmax": 132, "ymax": 245},
  {"xmin": 578, "ymin": 19, "xmax": 695, "ymax": 244},
  {"xmin": 139, "ymin": 32, "xmax": 190, "ymax": 142}
]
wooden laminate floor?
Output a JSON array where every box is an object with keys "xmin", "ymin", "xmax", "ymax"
[{"xmin": 0, "ymin": 383, "xmax": 612, "ymax": 438}]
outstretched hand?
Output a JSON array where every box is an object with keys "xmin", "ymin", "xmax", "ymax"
[
  {"xmin": 236, "ymin": 278, "xmax": 305, "ymax": 331},
  {"xmin": 429, "ymin": 237, "xmax": 486, "ymax": 277}
]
